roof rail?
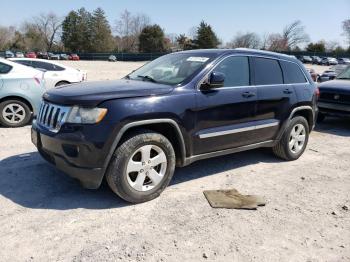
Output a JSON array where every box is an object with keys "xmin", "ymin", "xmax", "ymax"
[{"xmin": 234, "ymin": 48, "xmax": 291, "ymax": 58}]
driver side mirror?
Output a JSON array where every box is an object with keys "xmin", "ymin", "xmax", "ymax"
[{"xmin": 200, "ymin": 72, "xmax": 225, "ymax": 90}]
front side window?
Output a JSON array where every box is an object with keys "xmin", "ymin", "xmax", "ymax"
[
  {"xmin": 0, "ymin": 62, "xmax": 12, "ymax": 74},
  {"xmin": 254, "ymin": 57, "xmax": 283, "ymax": 85},
  {"xmin": 280, "ymin": 61, "xmax": 307, "ymax": 84},
  {"xmin": 212, "ymin": 56, "xmax": 250, "ymax": 87},
  {"xmin": 128, "ymin": 53, "xmax": 216, "ymax": 85}
]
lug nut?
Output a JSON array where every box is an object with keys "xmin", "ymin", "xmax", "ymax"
[
  {"xmin": 140, "ymin": 169, "xmax": 144, "ymax": 173},
  {"xmin": 146, "ymin": 172, "xmax": 149, "ymax": 175},
  {"xmin": 148, "ymin": 160, "xmax": 151, "ymax": 164},
  {"xmin": 142, "ymin": 162, "xmax": 145, "ymax": 165}
]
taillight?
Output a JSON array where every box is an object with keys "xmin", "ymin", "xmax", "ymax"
[
  {"xmin": 315, "ymin": 87, "xmax": 320, "ymax": 99},
  {"xmin": 34, "ymin": 77, "xmax": 41, "ymax": 85}
]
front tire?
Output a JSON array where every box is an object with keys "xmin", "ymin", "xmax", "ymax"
[
  {"xmin": 0, "ymin": 100, "xmax": 32, "ymax": 127},
  {"xmin": 106, "ymin": 130, "xmax": 176, "ymax": 203},
  {"xmin": 273, "ymin": 116, "xmax": 309, "ymax": 161}
]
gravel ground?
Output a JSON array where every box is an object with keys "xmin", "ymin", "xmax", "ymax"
[{"xmin": 0, "ymin": 61, "xmax": 349, "ymax": 262}]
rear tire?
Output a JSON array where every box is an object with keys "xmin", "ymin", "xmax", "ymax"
[
  {"xmin": 106, "ymin": 130, "xmax": 176, "ymax": 203},
  {"xmin": 0, "ymin": 99, "xmax": 32, "ymax": 127},
  {"xmin": 273, "ymin": 116, "xmax": 309, "ymax": 161}
]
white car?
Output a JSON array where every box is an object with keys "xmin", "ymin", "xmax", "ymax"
[{"xmin": 9, "ymin": 58, "xmax": 87, "ymax": 88}]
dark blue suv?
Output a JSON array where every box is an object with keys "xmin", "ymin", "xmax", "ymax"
[{"xmin": 31, "ymin": 49, "xmax": 318, "ymax": 203}]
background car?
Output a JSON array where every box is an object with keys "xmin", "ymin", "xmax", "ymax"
[
  {"xmin": 317, "ymin": 66, "xmax": 350, "ymax": 122},
  {"xmin": 5, "ymin": 51, "xmax": 15, "ymax": 59},
  {"xmin": 10, "ymin": 58, "xmax": 87, "ymax": 88},
  {"xmin": 36, "ymin": 52, "xmax": 49, "ymax": 59},
  {"xmin": 318, "ymin": 69, "xmax": 337, "ymax": 82},
  {"xmin": 69, "ymin": 54, "xmax": 80, "ymax": 61},
  {"xmin": 321, "ymin": 57, "xmax": 338, "ymax": 66},
  {"xmin": 337, "ymin": 58, "xmax": 350, "ymax": 65},
  {"xmin": 108, "ymin": 55, "xmax": 117, "ymax": 62},
  {"xmin": 298, "ymin": 55, "xmax": 312, "ymax": 63},
  {"xmin": 311, "ymin": 56, "xmax": 322, "ymax": 64},
  {"xmin": 60, "ymin": 54, "xmax": 70, "ymax": 60},
  {"xmin": 25, "ymin": 52, "xmax": 37, "ymax": 59},
  {"xmin": 0, "ymin": 58, "xmax": 45, "ymax": 127},
  {"xmin": 15, "ymin": 52, "xmax": 24, "ymax": 58},
  {"xmin": 48, "ymin": 53, "xmax": 60, "ymax": 60}
]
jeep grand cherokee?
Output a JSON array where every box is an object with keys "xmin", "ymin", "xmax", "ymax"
[{"xmin": 31, "ymin": 49, "xmax": 318, "ymax": 203}]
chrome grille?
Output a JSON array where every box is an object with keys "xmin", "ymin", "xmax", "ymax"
[{"xmin": 37, "ymin": 101, "xmax": 71, "ymax": 132}]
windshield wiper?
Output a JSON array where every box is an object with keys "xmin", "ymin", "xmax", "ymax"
[
  {"xmin": 137, "ymin": 75, "xmax": 157, "ymax": 83},
  {"xmin": 336, "ymin": 77, "xmax": 349, "ymax": 80}
]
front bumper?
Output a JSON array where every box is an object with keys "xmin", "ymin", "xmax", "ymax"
[
  {"xmin": 31, "ymin": 121, "xmax": 105, "ymax": 189},
  {"xmin": 318, "ymin": 102, "xmax": 350, "ymax": 117}
]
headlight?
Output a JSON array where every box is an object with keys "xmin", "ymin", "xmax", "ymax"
[{"xmin": 66, "ymin": 106, "xmax": 108, "ymax": 124}]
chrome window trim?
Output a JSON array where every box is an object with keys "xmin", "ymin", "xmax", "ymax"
[
  {"xmin": 198, "ymin": 121, "xmax": 279, "ymax": 139},
  {"xmin": 196, "ymin": 54, "xmax": 310, "ymax": 91}
]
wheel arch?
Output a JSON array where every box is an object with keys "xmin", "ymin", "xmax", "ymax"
[
  {"xmin": 0, "ymin": 95, "xmax": 34, "ymax": 113},
  {"xmin": 289, "ymin": 106, "xmax": 314, "ymax": 131},
  {"xmin": 103, "ymin": 119, "xmax": 187, "ymax": 174}
]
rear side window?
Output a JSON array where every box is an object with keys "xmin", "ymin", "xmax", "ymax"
[
  {"xmin": 0, "ymin": 62, "xmax": 12, "ymax": 74},
  {"xmin": 15, "ymin": 60, "xmax": 32, "ymax": 67},
  {"xmin": 213, "ymin": 56, "xmax": 250, "ymax": 87},
  {"xmin": 31, "ymin": 61, "xmax": 64, "ymax": 71},
  {"xmin": 280, "ymin": 61, "xmax": 307, "ymax": 84},
  {"xmin": 254, "ymin": 57, "xmax": 283, "ymax": 85}
]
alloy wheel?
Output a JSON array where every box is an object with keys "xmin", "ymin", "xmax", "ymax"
[
  {"xmin": 289, "ymin": 124, "xmax": 306, "ymax": 154},
  {"xmin": 126, "ymin": 144, "xmax": 167, "ymax": 192},
  {"xmin": 2, "ymin": 103, "xmax": 26, "ymax": 124}
]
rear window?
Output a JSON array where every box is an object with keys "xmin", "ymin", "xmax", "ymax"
[
  {"xmin": 0, "ymin": 62, "xmax": 12, "ymax": 74},
  {"xmin": 280, "ymin": 61, "xmax": 307, "ymax": 84},
  {"xmin": 31, "ymin": 61, "xmax": 64, "ymax": 71},
  {"xmin": 253, "ymin": 57, "xmax": 283, "ymax": 85},
  {"xmin": 15, "ymin": 60, "xmax": 32, "ymax": 67}
]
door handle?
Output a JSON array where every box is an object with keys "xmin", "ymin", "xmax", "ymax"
[
  {"xmin": 242, "ymin": 91, "xmax": 256, "ymax": 98},
  {"xmin": 283, "ymin": 89, "xmax": 293, "ymax": 94}
]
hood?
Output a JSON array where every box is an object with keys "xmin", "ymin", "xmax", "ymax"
[
  {"xmin": 43, "ymin": 79, "xmax": 174, "ymax": 107},
  {"xmin": 318, "ymin": 79, "xmax": 350, "ymax": 93}
]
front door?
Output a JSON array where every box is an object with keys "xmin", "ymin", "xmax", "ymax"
[{"xmin": 193, "ymin": 56, "xmax": 258, "ymax": 155}]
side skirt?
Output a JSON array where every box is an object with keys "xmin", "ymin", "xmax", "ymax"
[{"xmin": 182, "ymin": 140, "xmax": 275, "ymax": 166}]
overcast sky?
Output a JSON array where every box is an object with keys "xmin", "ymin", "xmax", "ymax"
[{"xmin": 1, "ymin": 0, "xmax": 349, "ymax": 46}]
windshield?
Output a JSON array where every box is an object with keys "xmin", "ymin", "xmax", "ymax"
[
  {"xmin": 336, "ymin": 66, "xmax": 350, "ymax": 80},
  {"xmin": 127, "ymin": 53, "xmax": 216, "ymax": 85}
]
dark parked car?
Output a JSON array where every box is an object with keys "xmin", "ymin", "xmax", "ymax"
[
  {"xmin": 318, "ymin": 70, "xmax": 337, "ymax": 82},
  {"xmin": 337, "ymin": 58, "xmax": 350, "ymax": 65},
  {"xmin": 299, "ymin": 56, "xmax": 313, "ymax": 64},
  {"xmin": 31, "ymin": 49, "xmax": 318, "ymax": 203},
  {"xmin": 317, "ymin": 66, "xmax": 350, "ymax": 121},
  {"xmin": 311, "ymin": 56, "xmax": 322, "ymax": 65},
  {"xmin": 321, "ymin": 57, "xmax": 338, "ymax": 66},
  {"xmin": 37, "ymin": 52, "xmax": 49, "ymax": 59}
]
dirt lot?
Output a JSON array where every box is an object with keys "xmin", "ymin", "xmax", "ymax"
[{"xmin": 0, "ymin": 61, "xmax": 349, "ymax": 262}]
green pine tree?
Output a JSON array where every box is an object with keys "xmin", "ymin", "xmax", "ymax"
[
  {"xmin": 139, "ymin": 25, "xmax": 165, "ymax": 53},
  {"xmin": 195, "ymin": 21, "xmax": 220, "ymax": 49},
  {"xmin": 90, "ymin": 7, "xmax": 114, "ymax": 52}
]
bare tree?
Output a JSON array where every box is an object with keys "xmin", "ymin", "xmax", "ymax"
[
  {"xmin": 325, "ymin": 40, "xmax": 340, "ymax": 52},
  {"xmin": 282, "ymin": 20, "xmax": 309, "ymax": 50},
  {"xmin": 342, "ymin": 19, "xmax": 350, "ymax": 46},
  {"xmin": 228, "ymin": 32, "xmax": 261, "ymax": 49},
  {"xmin": 33, "ymin": 12, "xmax": 62, "ymax": 51},
  {"xmin": 0, "ymin": 26, "xmax": 15, "ymax": 50},
  {"xmin": 266, "ymin": 33, "xmax": 288, "ymax": 51},
  {"xmin": 115, "ymin": 10, "xmax": 150, "ymax": 52}
]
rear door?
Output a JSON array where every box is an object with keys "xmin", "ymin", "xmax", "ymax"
[
  {"xmin": 31, "ymin": 61, "xmax": 63, "ymax": 88},
  {"xmin": 253, "ymin": 57, "xmax": 298, "ymax": 142},
  {"xmin": 193, "ymin": 56, "xmax": 258, "ymax": 155}
]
